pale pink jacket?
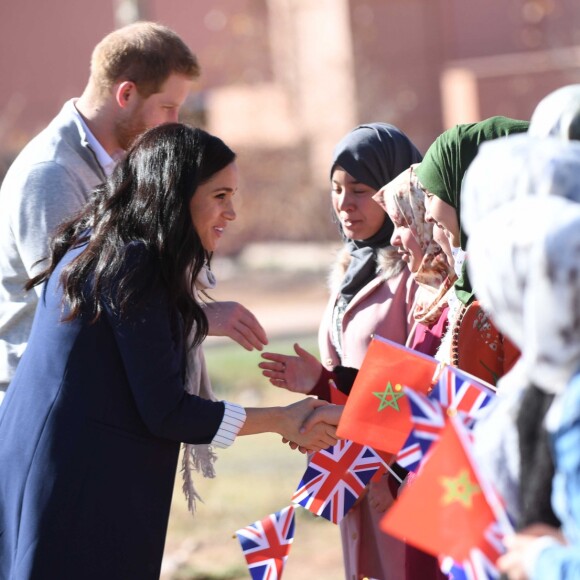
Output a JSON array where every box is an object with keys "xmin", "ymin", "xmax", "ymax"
[
  {"xmin": 317, "ymin": 245, "xmax": 418, "ymax": 580},
  {"xmin": 318, "ymin": 246, "xmax": 417, "ymax": 372}
]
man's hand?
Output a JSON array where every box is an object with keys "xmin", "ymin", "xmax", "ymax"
[{"xmin": 204, "ymin": 301, "xmax": 268, "ymax": 351}]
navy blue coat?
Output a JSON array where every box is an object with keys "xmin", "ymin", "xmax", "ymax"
[{"xmin": 0, "ymin": 242, "xmax": 226, "ymax": 580}]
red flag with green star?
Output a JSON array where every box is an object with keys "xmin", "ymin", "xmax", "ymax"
[
  {"xmin": 336, "ymin": 335, "xmax": 438, "ymax": 454},
  {"xmin": 380, "ymin": 416, "xmax": 504, "ymax": 562}
]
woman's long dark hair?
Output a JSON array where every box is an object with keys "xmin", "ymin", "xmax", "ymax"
[{"xmin": 27, "ymin": 123, "xmax": 236, "ymax": 348}]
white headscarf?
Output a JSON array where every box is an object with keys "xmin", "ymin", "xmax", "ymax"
[
  {"xmin": 529, "ymin": 84, "xmax": 580, "ymax": 140},
  {"xmin": 468, "ymin": 197, "xmax": 580, "ymax": 522},
  {"xmin": 469, "ymin": 197, "xmax": 580, "ymax": 394},
  {"xmin": 461, "ymin": 135, "xmax": 580, "ymax": 237},
  {"xmin": 523, "ymin": 201, "xmax": 580, "ymax": 394}
]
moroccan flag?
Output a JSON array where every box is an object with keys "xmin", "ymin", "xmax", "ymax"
[
  {"xmin": 441, "ymin": 521, "xmax": 507, "ymax": 580},
  {"xmin": 381, "ymin": 416, "xmax": 510, "ymax": 563},
  {"xmin": 235, "ymin": 505, "xmax": 295, "ymax": 580},
  {"xmin": 337, "ymin": 335, "xmax": 439, "ymax": 453}
]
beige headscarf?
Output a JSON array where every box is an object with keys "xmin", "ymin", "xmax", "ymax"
[
  {"xmin": 374, "ymin": 164, "xmax": 456, "ymax": 325},
  {"xmin": 181, "ymin": 263, "xmax": 219, "ymax": 515}
]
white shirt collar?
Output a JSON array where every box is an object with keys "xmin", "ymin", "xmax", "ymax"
[{"xmin": 68, "ymin": 99, "xmax": 118, "ymax": 177}]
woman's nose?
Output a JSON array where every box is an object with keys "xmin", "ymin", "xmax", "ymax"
[
  {"xmin": 224, "ymin": 201, "xmax": 236, "ymax": 221},
  {"xmin": 337, "ymin": 191, "xmax": 355, "ymax": 211},
  {"xmin": 390, "ymin": 229, "xmax": 401, "ymax": 247}
]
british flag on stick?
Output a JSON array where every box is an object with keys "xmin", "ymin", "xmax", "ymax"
[
  {"xmin": 235, "ymin": 505, "xmax": 296, "ymax": 580},
  {"xmin": 396, "ymin": 386, "xmax": 447, "ymax": 472},
  {"xmin": 396, "ymin": 365, "xmax": 496, "ymax": 472},
  {"xmin": 433, "ymin": 365, "xmax": 496, "ymax": 425},
  {"xmin": 291, "ymin": 439, "xmax": 389, "ymax": 524}
]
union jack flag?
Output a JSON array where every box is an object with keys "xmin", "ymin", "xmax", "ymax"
[
  {"xmin": 441, "ymin": 521, "xmax": 506, "ymax": 580},
  {"xmin": 396, "ymin": 387, "xmax": 446, "ymax": 472},
  {"xmin": 433, "ymin": 365, "xmax": 496, "ymax": 425},
  {"xmin": 235, "ymin": 505, "xmax": 296, "ymax": 580},
  {"xmin": 396, "ymin": 366, "xmax": 496, "ymax": 472},
  {"xmin": 291, "ymin": 439, "xmax": 388, "ymax": 524}
]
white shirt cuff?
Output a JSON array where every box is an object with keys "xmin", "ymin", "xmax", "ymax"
[{"xmin": 211, "ymin": 401, "xmax": 246, "ymax": 449}]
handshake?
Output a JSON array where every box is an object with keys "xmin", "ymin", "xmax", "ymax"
[
  {"xmin": 257, "ymin": 341, "xmax": 348, "ymax": 453},
  {"xmin": 277, "ymin": 399, "xmax": 344, "ymax": 454}
]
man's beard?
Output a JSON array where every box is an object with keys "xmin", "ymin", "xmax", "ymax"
[{"xmin": 115, "ymin": 108, "xmax": 148, "ymax": 151}]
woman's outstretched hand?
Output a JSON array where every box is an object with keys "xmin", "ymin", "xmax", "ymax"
[
  {"xmin": 259, "ymin": 343, "xmax": 323, "ymax": 394},
  {"xmin": 278, "ymin": 398, "xmax": 338, "ymax": 453}
]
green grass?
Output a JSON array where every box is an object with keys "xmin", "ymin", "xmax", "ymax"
[
  {"xmin": 203, "ymin": 335, "xmax": 320, "ymax": 398},
  {"xmin": 163, "ymin": 334, "xmax": 343, "ymax": 580}
]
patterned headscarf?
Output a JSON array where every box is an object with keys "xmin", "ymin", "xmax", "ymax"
[
  {"xmin": 330, "ymin": 123, "xmax": 423, "ymax": 304},
  {"xmin": 464, "ymin": 136, "xmax": 580, "ymax": 527},
  {"xmin": 525, "ymin": 201, "xmax": 580, "ymax": 394},
  {"xmin": 374, "ymin": 164, "xmax": 456, "ymax": 324},
  {"xmin": 469, "ymin": 198, "xmax": 580, "ymax": 394},
  {"xmin": 414, "ymin": 116, "xmax": 529, "ymax": 304},
  {"xmin": 529, "ymin": 84, "xmax": 580, "ymax": 141},
  {"xmin": 462, "ymin": 135, "xmax": 580, "ymax": 237},
  {"xmin": 466, "ymin": 141, "xmax": 580, "ymax": 525},
  {"xmin": 469, "ymin": 198, "xmax": 580, "ymax": 529}
]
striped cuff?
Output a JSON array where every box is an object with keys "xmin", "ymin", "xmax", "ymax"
[{"xmin": 211, "ymin": 401, "xmax": 246, "ymax": 449}]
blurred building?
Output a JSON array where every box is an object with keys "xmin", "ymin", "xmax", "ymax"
[{"xmin": 1, "ymin": 0, "xmax": 579, "ymax": 250}]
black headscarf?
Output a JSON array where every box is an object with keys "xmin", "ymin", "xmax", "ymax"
[{"xmin": 331, "ymin": 123, "xmax": 423, "ymax": 304}]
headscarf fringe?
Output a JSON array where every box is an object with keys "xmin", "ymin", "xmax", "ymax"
[
  {"xmin": 181, "ymin": 443, "xmax": 218, "ymax": 514},
  {"xmin": 181, "ymin": 262, "xmax": 219, "ymax": 516}
]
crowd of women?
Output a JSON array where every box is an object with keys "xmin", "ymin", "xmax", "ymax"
[
  {"xmin": 260, "ymin": 83, "xmax": 580, "ymax": 580},
  {"xmin": 1, "ymin": 80, "xmax": 580, "ymax": 579}
]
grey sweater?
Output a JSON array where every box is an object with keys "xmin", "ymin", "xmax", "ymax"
[{"xmin": 0, "ymin": 100, "xmax": 105, "ymax": 395}]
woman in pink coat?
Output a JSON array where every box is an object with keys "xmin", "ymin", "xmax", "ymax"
[{"xmin": 261, "ymin": 123, "xmax": 422, "ymax": 580}]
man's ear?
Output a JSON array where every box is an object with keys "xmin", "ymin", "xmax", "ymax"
[{"xmin": 115, "ymin": 81, "xmax": 138, "ymax": 109}]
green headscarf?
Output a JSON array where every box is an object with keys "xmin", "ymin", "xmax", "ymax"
[{"xmin": 415, "ymin": 116, "xmax": 529, "ymax": 304}]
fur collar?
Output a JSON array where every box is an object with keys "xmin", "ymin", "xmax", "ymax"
[{"xmin": 327, "ymin": 245, "xmax": 406, "ymax": 294}]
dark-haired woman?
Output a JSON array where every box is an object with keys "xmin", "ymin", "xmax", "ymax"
[
  {"xmin": 260, "ymin": 123, "xmax": 422, "ymax": 580},
  {"xmin": 0, "ymin": 124, "xmax": 336, "ymax": 580}
]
